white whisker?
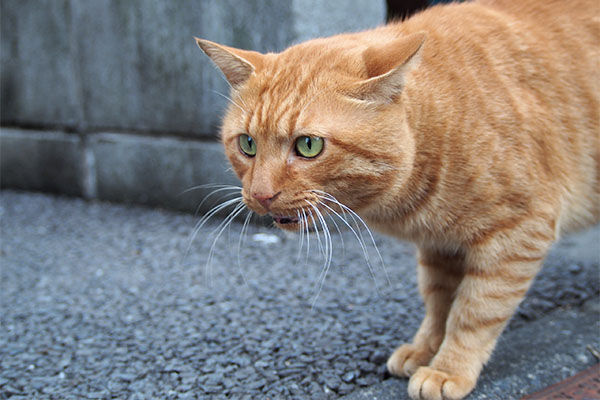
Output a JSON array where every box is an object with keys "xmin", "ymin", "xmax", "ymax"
[
  {"xmin": 307, "ymin": 207, "xmax": 325, "ymax": 263},
  {"xmin": 311, "ymin": 189, "xmax": 390, "ymax": 287},
  {"xmin": 211, "ymin": 89, "xmax": 246, "ymax": 114},
  {"xmin": 311, "ymin": 191, "xmax": 388, "ymax": 277},
  {"xmin": 302, "ymin": 208, "xmax": 311, "ymax": 268},
  {"xmin": 323, "ymin": 207, "xmax": 345, "ymax": 257},
  {"xmin": 294, "ymin": 209, "xmax": 306, "ymax": 268},
  {"xmin": 317, "ymin": 200, "xmax": 380, "ymax": 293},
  {"xmin": 195, "ymin": 187, "xmax": 243, "ymax": 216},
  {"xmin": 236, "ymin": 210, "xmax": 253, "ymax": 285},
  {"xmin": 205, "ymin": 201, "xmax": 247, "ymax": 285},
  {"xmin": 178, "ymin": 183, "xmax": 242, "ymax": 217},
  {"xmin": 180, "ymin": 183, "xmax": 242, "ymax": 196},
  {"xmin": 183, "ymin": 196, "xmax": 244, "ymax": 265},
  {"xmin": 332, "ymin": 202, "xmax": 391, "ymax": 286},
  {"xmin": 306, "ymin": 201, "xmax": 334, "ymax": 308}
]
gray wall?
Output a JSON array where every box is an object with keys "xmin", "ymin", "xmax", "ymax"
[{"xmin": 0, "ymin": 0, "xmax": 386, "ymax": 211}]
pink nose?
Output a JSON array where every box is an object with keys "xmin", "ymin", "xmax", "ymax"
[{"xmin": 252, "ymin": 192, "xmax": 280, "ymax": 210}]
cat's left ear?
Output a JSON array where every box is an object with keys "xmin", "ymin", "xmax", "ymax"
[
  {"xmin": 195, "ymin": 38, "xmax": 264, "ymax": 89},
  {"xmin": 350, "ymin": 31, "xmax": 427, "ymax": 103}
]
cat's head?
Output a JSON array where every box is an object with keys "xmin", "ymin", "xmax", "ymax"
[{"xmin": 195, "ymin": 31, "xmax": 425, "ymax": 230}]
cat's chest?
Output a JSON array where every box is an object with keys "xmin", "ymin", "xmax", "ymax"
[
  {"xmin": 363, "ymin": 204, "xmax": 471, "ymax": 251},
  {"xmin": 367, "ymin": 213, "xmax": 440, "ymax": 244}
]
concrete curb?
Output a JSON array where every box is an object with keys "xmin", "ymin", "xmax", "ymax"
[
  {"xmin": 341, "ymin": 298, "xmax": 600, "ymax": 400},
  {"xmin": 0, "ymin": 128, "xmax": 240, "ymax": 213}
]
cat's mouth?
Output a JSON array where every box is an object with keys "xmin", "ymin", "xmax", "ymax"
[{"xmin": 273, "ymin": 214, "xmax": 299, "ymax": 225}]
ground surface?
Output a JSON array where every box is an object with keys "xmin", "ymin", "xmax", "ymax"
[{"xmin": 1, "ymin": 190, "xmax": 598, "ymax": 399}]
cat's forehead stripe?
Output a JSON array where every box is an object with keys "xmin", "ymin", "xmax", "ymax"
[
  {"xmin": 243, "ymin": 101, "xmax": 253, "ymax": 135},
  {"xmin": 253, "ymin": 88, "xmax": 267, "ymax": 131},
  {"xmin": 246, "ymin": 56, "xmax": 324, "ymax": 138}
]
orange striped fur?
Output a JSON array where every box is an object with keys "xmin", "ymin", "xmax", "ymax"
[{"xmin": 196, "ymin": 0, "xmax": 599, "ymax": 398}]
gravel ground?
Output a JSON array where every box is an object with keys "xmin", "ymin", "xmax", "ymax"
[
  {"xmin": 343, "ymin": 296, "xmax": 600, "ymax": 400},
  {"xmin": 1, "ymin": 190, "xmax": 598, "ymax": 399}
]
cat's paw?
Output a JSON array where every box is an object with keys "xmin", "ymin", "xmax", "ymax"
[
  {"xmin": 386, "ymin": 344, "xmax": 434, "ymax": 377},
  {"xmin": 407, "ymin": 366, "xmax": 475, "ymax": 400}
]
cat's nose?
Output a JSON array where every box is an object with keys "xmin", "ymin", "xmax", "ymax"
[{"xmin": 252, "ymin": 191, "xmax": 280, "ymax": 210}]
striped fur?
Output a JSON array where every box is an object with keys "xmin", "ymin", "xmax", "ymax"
[{"xmin": 196, "ymin": 0, "xmax": 599, "ymax": 398}]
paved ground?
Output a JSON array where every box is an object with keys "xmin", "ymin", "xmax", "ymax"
[{"xmin": 1, "ymin": 190, "xmax": 598, "ymax": 399}]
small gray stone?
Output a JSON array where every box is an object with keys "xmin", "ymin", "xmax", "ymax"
[
  {"xmin": 369, "ymin": 349, "xmax": 388, "ymax": 365},
  {"xmin": 247, "ymin": 378, "xmax": 267, "ymax": 390},
  {"xmin": 342, "ymin": 371, "xmax": 359, "ymax": 383},
  {"xmin": 86, "ymin": 391, "xmax": 109, "ymax": 399}
]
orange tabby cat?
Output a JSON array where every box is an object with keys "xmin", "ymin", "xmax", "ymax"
[{"xmin": 195, "ymin": 0, "xmax": 599, "ymax": 398}]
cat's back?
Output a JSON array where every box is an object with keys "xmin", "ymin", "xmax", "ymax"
[
  {"xmin": 396, "ymin": 0, "xmax": 599, "ymax": 234},
  {"xmin": 476, "ymin": 0, "xmax": 599, "ymax": 54},
  {"xmin": 399, "ymin": 0, "xmax": 598, "ymax": 67}
]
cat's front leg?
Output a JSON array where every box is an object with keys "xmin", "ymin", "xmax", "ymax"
[
  {"xmin": 407, "ymin": 232, "xmax": 552, "ymax": 400},
  {"xmin": 387, "ymin": 248, "xmax": 464, "ymax": 377}
]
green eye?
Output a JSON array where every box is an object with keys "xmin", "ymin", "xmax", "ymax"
[
  {"xmin": 239, "ymin": 134, "xmax": 256, "ymax": 157},
  {"xmin": 295, "ymin": 136, "xmax": 324, "ymax": 158}
]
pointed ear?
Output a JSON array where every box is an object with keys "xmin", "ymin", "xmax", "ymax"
[
  {"xmin": 195, "ymin": 37, "xmax": 264, "ymax": 89},
  {"xmin": 350, "ymin": 32, "xmax": 427, "ymax": 103}
]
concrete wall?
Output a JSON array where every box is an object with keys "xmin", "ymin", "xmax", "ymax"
[
  {"xmin": 0, "ymin": 0, "xmax": 386, "ymax": 212},
  {"xmin": 1, "ymin": 0, "xmax": 385, "ymax": 136}
]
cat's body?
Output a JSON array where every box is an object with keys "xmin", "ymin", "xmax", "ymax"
[
  {"xmin": 196, "ymin": 0, "xmax": 599, "ymax": 398},
  {"xmin": 366, "ymin": 0, "xmax": 599, "ymax": 244}
]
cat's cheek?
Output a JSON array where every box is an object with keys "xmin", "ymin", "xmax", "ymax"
[
  {"xmin": 226, "ymin": 154, "xmax": 251, "ymax": 181},
  {"xmin": 284, "ymin": 156, "xmax": 314, "ymax": 181}
]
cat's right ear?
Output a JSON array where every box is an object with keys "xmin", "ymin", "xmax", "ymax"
[
  {"xmin": 195, "ymin": 38, "xmax": 264, "ymax": 89},
  {"xmin": 349, "ymin": 32, "xmax": 427, "ymax": 103}
]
